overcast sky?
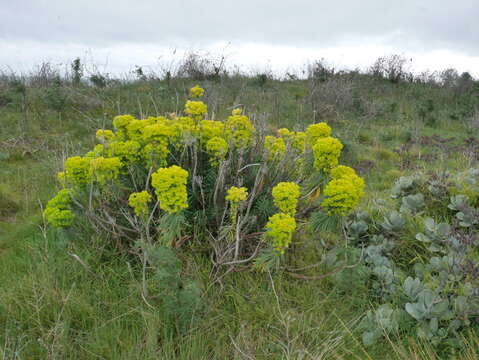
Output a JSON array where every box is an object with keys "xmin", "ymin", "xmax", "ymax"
[{"xmin": 1, "ymin": 0, "xmax": 478, "ymax": 77}]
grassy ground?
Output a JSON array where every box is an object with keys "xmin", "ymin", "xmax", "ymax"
[{"xmin": 0, "ymin": 71, "xmax": 478, "ymax": 359}]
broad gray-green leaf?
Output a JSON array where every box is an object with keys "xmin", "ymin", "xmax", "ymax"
[{"xmin": 403, "ymin": 277, "xmax": 423, "ymax": 301}]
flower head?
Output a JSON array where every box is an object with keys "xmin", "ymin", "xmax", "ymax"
[
  {"xmin": 290, "ymin": 131, "xmax": 306, "ymax": 153},
  {"xmin": 199, "ymin": 120, "xmax": 225, "ymax": 144},
  {"xmin": 113, "ymin": 114, "xmax": 137, "ymax": 140},
  {"xmin": 189, "ymin": 85, "xmax": 205, "ymax": 98},
  {"xmin": 90, "ymin": 157, "xmax": 122, "ymax": 185},
  {"xmin": 312, "ymin": 137, "xmax": 343, "ymax": 171},
  {"xmin": 330, "ymin": 165, "xmax": 357, "ymax": 180},
  {"xmin": 225, "ymin": 186, "xmax": 248, "ymax": 203},
  {"xmin": 306, "ymin": 122, "xmax": 332, "ymax": 145},
  {"xmin": 64, "ymin": 156, "xmax": 92, "ymax": 185},
  {"xmin": 185, "ymin": 100, "xmax": 208, "ymax": 120},
  {"xmin": 43, "ymin": 189, "xmax": 75, "ymax": 227},
  {"xmin": 108, "ymin": 140, "xmax": 141, "ymax": 165},
  {"xmin": 84, "ymin": 144, "xmax": 105, "ymax": 159},
  {"xmin": 321, "ymin": 174, "xmax": 365, "ymax": 215},
  {"xmin": 96, "ymin": 129, "xmax": 115, "ymax": 143},
  {"xmin": 264, "ymin": 136, "xmax": 286, "ymax": 161},
  {"xmin": 272, "ymin": 182, "xmax": 300, "ymax": 216},
  {"xmin": 206, "ymin": 136, "xmax": 228, "ymax": 166},
  {"xmin": 151, "ymin": 165, "xmax": 189, "ymax": 214},
  {"xmin": 225, "ymin": 110, "xmax": 255, "ymax": 149},
  {"xmin": 128, "ymin": 191, "xmax": 152, "ymax": 216},
  {"xmin": 265, "ymin": 213, "xmax": 296, "ymax": 254}
]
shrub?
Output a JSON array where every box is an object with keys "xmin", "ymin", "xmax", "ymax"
[
  {"xmin": 44, "ymin": 86, "xmax": 364, "ymax": 273},
  {"xmin": 332, "ymin": 169, "xmax": 479, "ymax": 354}
]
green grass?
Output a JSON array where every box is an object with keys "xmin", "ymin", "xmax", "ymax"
[{"xmin": 0, "ymin": 72, "xmax": 478, "ymax": 359}]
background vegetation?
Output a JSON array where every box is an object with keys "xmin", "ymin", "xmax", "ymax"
[{"xmin": 1, "ymin": 53, "xmax": 478, "ymax": 359}]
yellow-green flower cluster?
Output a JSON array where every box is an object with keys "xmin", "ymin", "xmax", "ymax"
[
  {"xmin": 85, "ymin": 144, "xmax": 105, "ymax": 159},
  {"xmin": 199, "ymin": 120, "xmax": 225, "ymax": 144},
  {"xmin": 185, "ymin": 100, "xmax": 208, "ymax": 120},
  {"xmin": 264, "ymin": 136, "xmax": 286, "ymax": 160},
  {"xmin": 272, "ymin": 182, "xmax": 300, "ymax": 216},
  {"xmin": 90, "ymin": 157, "xmax": 122, "ymax": 185},
  {"xmin": 277, "ymin": 128, "xmax": 291, "ymax": 138},
  {"xmin": 321, "ymin": 167, "xmax": 365, "ymax": 215},
  {"xmin": 306, "ymin": 122, "xmax": 332, "ymax": 145},
  {"xmin": 265, "ymin": 213, "xmax": 296, "ymax": 254},
  {"xmin": 113, "ymin": 114, "xmax": 136, "ymax": 140},
  {"xmin": 151, "ymin": 165, "xmax": 189, "ymax": 214},
  {"xmin": 96, "ymin": 129, "xmax": 115, "ymax": 143},
  {"xmin": 189, "ymin": 85, "xmax": 205, "ymax": 98},
  {"xmin": 142, "ymin": 143, "xmax": 170, "ymax": 168},
  {"xmin": 225, "ymin": 109, "xmax": 255, "ymax": 149},
  {"xmin": 330, "ymin": 165, "xmax": 357, "ymax": 180},
  {"xmin": 108, "ymin": 140, "xmax": 141, "ymax": 164},
  {"xmin": 277, "ymin": 128, "xmax": 306, "ymax": 153},
  {"xmin": 290, "ymin": 131, "xmax": 306, "ymax": 153},
  {"xmin": 128, "ymin": 191, "xmax": 152, "ymax": 216},
  {"xmin": 43, "ymin": 189, "xmax": 75, "ymax": 227},
  {"xmin": 225, "ymin": 186, "xmax": 248, "ymax": 224},
  {"xmin": 141, "ymin": 123, "xmax": 173, "ymax": 143},
  {"xmin": 126, "ymin": 119, "xmax": 150, "ymax": 141},
  {"xmin": 57, "ymin": 171, "xmax": 66, "ymax": 186},
  {"xmin": 225, "ymin": 186, "xmax": 248, "ymax": 203},
  {"xmin": 312, "ymin": 137, "xmax": 343, "ymax": 171},
  {"xmin": 206, "ymin": 136, "xmax": 228, "ymax": 165},
  {"xmin": 64, "ymin": 156, "xmax": 92, "ymax": 185},
  {"xmin": 141, "ymin": 123, "xmax": 173, "ymax": 166}
]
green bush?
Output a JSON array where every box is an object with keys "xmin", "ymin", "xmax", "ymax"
[
  {"xmin": 330, "ymin": 169, "xmax": 479, "ymax": 354},
  {"xmin": 44, "ymin": 86, "xmax": 365, "ymax": 277}
]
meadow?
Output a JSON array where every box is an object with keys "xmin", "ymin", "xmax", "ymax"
[{"xmin": 0, "ymin": 56, "xmax": 478, "ymax": 359}]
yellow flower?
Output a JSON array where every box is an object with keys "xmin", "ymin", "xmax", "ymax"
[
  {"xmin": 43, "ymin": 189, "xmax": 75, "ymax": 227},
  {"xmin": 151, "ymin": 165, "xmax": 189, "ymax": 214},
  {"xmin": 84, "ymin": 144, "xmax": 105, "ymax": 159},
  {"xmin": 306, "ymin": 122, "xmax": 332, "ymax": 146},
  {"xmin": 126, "ymin": 119, "xmax": 149, "ymax": 141},
  {"xmin": 57, "ymin": 171, "xmax": 66, "ymax": 187},
  {"xmin": 198, "ymin": 120, "xmax": 225, "ymax": 144},
  {"xmin": 312, "ymin": 137, "xmax": 343, "ymax": 171},
  {"xmin": 142, "ymin": 143, "xmax": 170, "ymax": 168},
  {"xmin": 264, "ymin": 136, "xmax": 286, "ymax": 160},
  {"xmin": 90, "ymin": 157, "xmax": 122, "ymax": 185},
  {"xmin": 128, "ymin": 191, "xmax": 152, "ymax": 216},
  {"xmin": 231, "ymin": 108, "xmax": 242, "ymax": 116},
  {"xmin": 265, "ymin": 213, "xmax": 296, "ymax": 254},
  {"xmin": 64, "ymin": 156, "xmax": 92, "ymax": 185},
  {"xmin": 225, "ymin": 186, "xmax": 248, "ymax": 224},
  {"xmin": 108, "ymin": 140, "xmax": 141, "ymax": 165},
  {"xmin": 206, "ymin": 136, "xmax": 228, "ymax": 166},
  {"xmin": 225, "ymin": 186, "xmax": 248, "ymax": 203},
  {"xmin": 290, "ymin": 131, "xmax": 306, "ymax": 153},
  {"xmin": 272, "ymin": 182, "xmax": 300, "ymax": 216},
  {"xmin": 330, "ymin": 165, "xmax": 357, "ymax": 180},
  {"xmin": 277, "ymin": 128, "xmax": 292, "ymax": 138},
  {"xmin": 185, "ymin": 100, "xmax": 208, "ymax": 120},
  {"xmin": 141, "ymin": 123, "xmax": 173, "ymax": 143},
  {"xmin": 189, "ymin": 85, "xmax": 205, "ymax": 98},
  {"xmin": 277, "ymin": 129, "xmax": 305, "ymax": 154},
  {"xmin": 113, "ymin": 114, "xmax": 136, "ymax": 140},
  {"xmin": 225, "ymin": 110, "xmax": 255, "ymax": 149},
  {"xmin": 321, "ymin": 174, "xmax": 365, "ymax": 215},
  {"xmin": 96, "ymin": 129, "xmax": 115, "ymax": 143}
]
